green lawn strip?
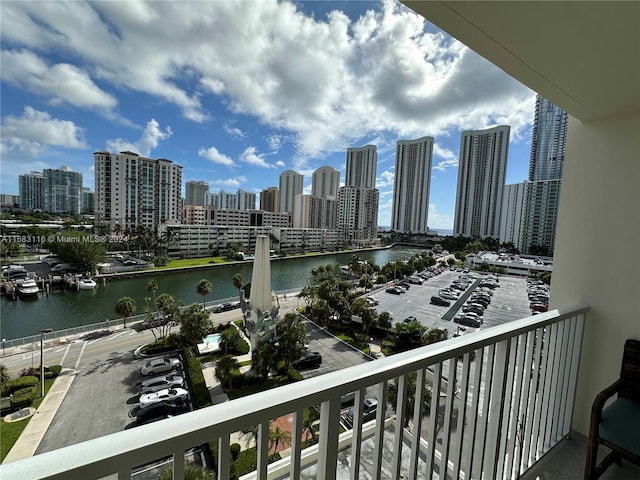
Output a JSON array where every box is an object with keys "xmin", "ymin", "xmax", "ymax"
[
  {"xmin": 0, "ymin": 377, "xmax": 56, "ymax": 462},
  {"xmin": 226, "ymin": 376, "xmax": 299, "ymax": 400},
  {"xmin": 154, "ymin": 257, "xmax": 229, "ymax": 269}
]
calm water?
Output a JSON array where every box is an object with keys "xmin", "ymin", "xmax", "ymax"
[{"xmin": 0, "ymin": 247, "xmax": 424, "ymax": 340}]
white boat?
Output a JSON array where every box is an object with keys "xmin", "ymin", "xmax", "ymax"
[
  {"xmin": 17, "ymin": 278, "xmax": 39, "ymax": 296},
  {"xmin": 78, "ymin": 278, "xmax": 97, "ymax": 290}
]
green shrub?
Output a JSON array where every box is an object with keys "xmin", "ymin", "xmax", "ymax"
[
  {"xmin": 230, "ymin": 442, "xmax": 241, "ymax": 461},
  {"xmin": 11, "ymin": 387, "xmax": 36, "ymax": 409},
  {"xmin": 5, "ymin": 376, "xmax": 38, "ymax": 395},
  {"xmin": 232, "ymin": 337, "xmax": 250, "ymax": 355},
  {"xmin": 47, "ymin": 365, "xmax": 62, "ymax": 376}
]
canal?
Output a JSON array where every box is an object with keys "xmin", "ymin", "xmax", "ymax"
[{"xmin": 0, "ymin": 247, "xmax": 425, "ymax": 340}]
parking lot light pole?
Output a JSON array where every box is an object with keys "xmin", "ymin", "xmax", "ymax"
[
  {"xmin": 40, "ymin": 328, "xmax": 52, "ymax": 397},
  {"xmin": 2, "ymin": 338, "xmax": 5, "ymax": 356}
]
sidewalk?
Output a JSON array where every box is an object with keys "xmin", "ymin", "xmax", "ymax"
[{"xmin": 2, "ymin": 369, "xmax": 76, "ymax": 464}]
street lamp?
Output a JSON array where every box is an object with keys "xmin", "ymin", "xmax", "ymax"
[
  {"xmin": 2, "ymin": 338, "xmax": 5, "ymax": 356},
  {"xmin": 40, "ymin": 328, "xmax": 52, "ymax": 397}
]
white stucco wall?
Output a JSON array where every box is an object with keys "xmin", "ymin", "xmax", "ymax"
[{"xmin": 550, "ymin": 111, "xmax": 640, "ymax": 435}]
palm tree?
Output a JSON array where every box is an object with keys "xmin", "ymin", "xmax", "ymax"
[
  {"xmin": 147, "ymin": 279, "xmax": 158, "ymax": 305},
  {"xmin": 269, "ymin": 425, "xmax": 291, "ymax": 455},
  {"xmin": 196, "ymin": 279, "xmax": 213, "ymax": 309},
  {"xmin": 302, "ymin": 408, "xmax": 320, "ymax": 444},
  {"xmin": 215, "ymin": 355, "xmax": 240, "ymax": 389},
  {"xmin": 115, "ymin": 296, "xmax": 136, "ymax": 328},
  {"xmin": 0, "ymin": 364, "xmax": 10, "ymax": 390},
  {"xmin": 232, "ymin": 273, "xmax": 243, "ymax": 297},
  {"xmin": 377, "ymin": 311, "xmax": 393, "ymax": 339}
]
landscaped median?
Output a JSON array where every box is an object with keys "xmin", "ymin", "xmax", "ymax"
[{"xmin": 0, "ymin": 366, "xmax": 63, "ymax": 462}]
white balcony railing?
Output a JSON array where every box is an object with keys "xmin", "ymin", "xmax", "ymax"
[{"xmin": 0, "ymin": 305, "xmax": 587, "ymax": 480}]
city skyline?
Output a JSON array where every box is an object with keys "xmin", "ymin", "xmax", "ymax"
[{"xmin": 0, "ymin": 0, "xmax": 537, "ymax": 230}]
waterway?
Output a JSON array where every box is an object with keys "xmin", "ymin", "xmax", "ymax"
[{"xmin": 0, "ymin": 247, "xmax": 425, "ymax": 340}]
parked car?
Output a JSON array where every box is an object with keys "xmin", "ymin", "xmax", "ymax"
[
  {"xmin": 42, "ymin": 256, "xmax": 61, "ymax": 266},
  {"xmin": 454, "ymin": 316, "xmax": 481, "ymax": 328},
  {"xmin": 408, "ymin": 276, "xmax": 423, "ymax": 285},
  {"xmin": 396, "ymin": 281, "xmax": 410, "ymax": 290},
  {"xmin": 131, "ymin": 398, "xmax": 190, "ymax": 423},
  {"xmin": 386, "ymin": 287, "xmax": 402, "ymax": 295},
  {"xmin": 403, "ymin": 316, "xmax": 418, "ymax": 324},
  {"xmin": 139, "ymin": 387, "xmax": 189, "ymax": 406},
  {"xmin": 51, "ymin": 263, "xmax": 72, "ymax": 273},
  {"xmin": 463, "ymin": 305, "xmax": 485, "ymax": 316},
  {"xmin": 531, "ymin": 303, "xmax": 548, "ymax": 312},
  {"xmin": 430, "ymin": 296, "xmax": 451, "ymax": 307},
  {"xmin": 140, "ymin": 357, "xmax": 181, "ymax": 376},
  {"xmin": 344, "ymin": 397, "xmax": 378, "ymax": 428},
  {"xmin": 212, "ymin": 302, "xmax": 239, "ymax": 313},
  {"xmin": 292, "ymin": 351, "xmax": 322, "ymax": 370},
  {"xmin": 139, "ymin": 375, "xmax": 184, "ymax": 394},
  {"xmin": 365, "ymin": 296, "xmax": 380, "ymax": 306},
  {"xmin": 439, "ymin": 290, "xmax": 459, "ymax": 301}
]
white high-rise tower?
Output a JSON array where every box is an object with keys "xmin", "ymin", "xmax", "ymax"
[
  {"xmin": 391, "ymin": 137, "xmax": 433, "ymax": 233},
  {"xmin": 453, "ymin": 126, "xmax": 510, "ymax": 239},
  {"xmin": 278, "ymin": 170, "xmax": 303, "ymax": 214},
  {"xmin": 311, "ymin": 166, "xmax": 340, "ymax": 200}
]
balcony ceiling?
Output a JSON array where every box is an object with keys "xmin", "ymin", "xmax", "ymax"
[{"xmin": 402, "ymin": 1, "xmax": 640, "ymax": 123}]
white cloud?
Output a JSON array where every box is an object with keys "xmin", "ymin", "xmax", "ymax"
[
  {"xmin": 106, "ymin": 119, "xmax": 172, "ymax": 156},
  {"xmin": 1, "ymin": 50, "xmax": 118, "ymax": 111},
  {"xmin": 275, "ymin": 160, "xmax": 285, "ymax": 167},
  {"xmin": 224, "ymin": 124, "xmax": 245, "ymax": 139},
  {"xmin": 428, "ymin": 204, "xmax": 455, "ymax": 230},
  {"xmin": 433, "ymin": 143, "xmax": 458, "ymax": 171},
  {"xmin": 376, "ymin": 169, "xmax": 395, "ymax": 188},
  {"xmin": 0, "ymin": 0, "xmax": 534, "ymax": 165},
  {"xmin": 213, "ymin": 176, "xmax": 247, "ymax": 188},
  {"xmin": 2, "ymin": 106, "xmax": 88, "ymax": 150},
  {"xmin": 198, "ymin": 146, "xmax": 235, "ymax": 167},
  {"xmin": 240, "ymin": 146, "xmax": 274, "ymax": 168}
]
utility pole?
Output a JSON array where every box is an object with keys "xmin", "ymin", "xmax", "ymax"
[{"xmin": 40, "ymin": 328, "xmax": 52, "ymax": 397}]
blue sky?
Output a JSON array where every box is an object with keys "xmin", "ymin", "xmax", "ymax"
[{"xmin": 0, "ymin": 0, "xmax": 536, "ymax": 230}]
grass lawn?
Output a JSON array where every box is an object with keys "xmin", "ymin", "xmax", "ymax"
[
  {"xmin": 0, "ymin": 377, "xmax": 56, "ymax": 462},
  {"xmin": 155, "ymin": 257, "xmax": 229, "ymax": 269}
]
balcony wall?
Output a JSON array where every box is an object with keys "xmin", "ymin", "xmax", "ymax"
[
  {"xmin": 551, "ymin": 111, "xmax": 640, "ymax": 435},
  {"xmin": 0, "ymin": 305, "xmax": 587, "ymax": 480}
]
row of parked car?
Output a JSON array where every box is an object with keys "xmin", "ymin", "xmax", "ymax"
[
  {"xmin": 527, "ymin": 278, "xmax": 549, "ymax": 313},
  {"xmin": 453, "ymin": 274, "xmax": 500, "ymax": 328},
  {"xmin": 385, "ymin": 266, "xmax": 446, "ymax": 296},
  {"xmin": 129, "ymin": 357, "xmax": 191, "ymax": 425}
]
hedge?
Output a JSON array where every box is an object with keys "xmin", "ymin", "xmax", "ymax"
[
  {"xmin": 4, "ymin": 376, "xmax": 38, "ymax": 395},
  {"xmin": 11, "ymin": 387, "xmax": 37, "ymax": 409},
  {"xmin": 186, "ymin": 356, "xmax": 211, "ymax": 408}
]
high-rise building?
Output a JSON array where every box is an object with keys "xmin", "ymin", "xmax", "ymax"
[
  {"xmin": 43, "ymin": 166, "xmax": 83, "ymax": 214},
  {"xmin": 529, "ymin": 95, "xmax": 568, "ymax": 182},
  {"xmin": 519, "ymin": 96, "xmax": 568, "ymax": 255},
  {"xmin": 94, "ymin": 151, "xmax": 182, "ymax": 231},
  {"xmin": 185, "ymin": 181, "xmax": 209, "ymax": 206},
  {"xmin": 259, "ymin": 187, "xmax": 279, "ymax": 212},
  {"xmin": 293, "ymin": 194, "xmax": 336, "ymax": 229},
  {"xmin": 278, "ymin": 170, "xmax": 303, "ymax": 214},
  {"xmin": 345, "ymin": 145, "xmax": 377, "ymax": 188},
  {"xmin": 19, "ymin": 172, "xmax": 44, "ymax": 211},
  {"xmin": 453, "ymin": 125, "xmax": 510, "ymax": 239},
  {"xmin": 81, "ymin": 188, "xmax": 95, "ymax": 214},
  {"xmin": 391, "ymin": 137, "xmax": 433, "ymax": 233},
  {"xmin": 237, "ymin": 189, "xmax": 256, "ymax": 210},
  {"xmin": 311, "ymin": 166, "xmax": 340, "ymax": 200},
  {"xmin": 337, "ymin": 186, "xmax": 379, "ymax": 245},
  {"xmin": 499, "ymin": 182, "xmax": 527, "ymax": 250},
  {"xmin": 521, "ymin": 179, "xmax": 562, "ymax": 256}
]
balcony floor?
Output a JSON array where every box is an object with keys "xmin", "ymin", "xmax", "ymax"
[{"xmin": 520, "ymin": 433, "xmax": 640, "ymax": 480}]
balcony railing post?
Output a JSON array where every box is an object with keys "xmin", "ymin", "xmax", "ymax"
[
  {"xmin": 391, "ymin": 374, "xmax": 408, "ymax": 479},
  {"xmin": 290, "ymin": 409, "xmax": 303, "ymax": 480},
  {"xmin": 371, "ymin": 381, "xmax": 388, "ymax": 480},
  {"xmin": 217, "ymin": 435, "xmax": 230, "ymax": 480},
  {"xmin": 349, "ymin": 389, "xmax": 367, "ymax": 480},
  {"xmin": 317, "ymin": 397, "xmax": 341, "ymax": 480},
  {"xmin": 256, "ymin": 421, "xmax": 269, "ymax": 479}
]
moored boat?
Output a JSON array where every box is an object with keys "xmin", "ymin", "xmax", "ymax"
[
  {"xmin": 17, "ymin": 278, "xmax": 39, "ymax": 297},
  {"xmin": 78, "ymin": 277, "xmax": 97, "ymax": 290}
]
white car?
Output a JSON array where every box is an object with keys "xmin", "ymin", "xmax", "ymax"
[
  {"xmin": 365, "ymin": 296, "xmax": 380, "ymax": 306},
  {"xmin": 139, "ymin": 387, "xmax": 189, "ymax": 406},
  {"xmin": 140, "ymin": 357, "xmax": 181, "ymax": 376},
  {"xmin": 139, "ymin": 375, "xmax": 185, "ymax": 394}
]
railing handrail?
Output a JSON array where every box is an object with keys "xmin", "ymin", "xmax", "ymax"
[{"xmin": 0, "ymin": 304, "xmax": 588, "ymax": 480}]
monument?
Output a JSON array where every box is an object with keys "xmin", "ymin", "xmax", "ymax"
[{"xmin": 239, "ymin": 235, "xmax": 280, "ymax": 353}]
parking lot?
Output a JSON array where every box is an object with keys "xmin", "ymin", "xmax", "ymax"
[{"xmin": 368, "ymin": 269, "xmax": 533, "ymax": 335}]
